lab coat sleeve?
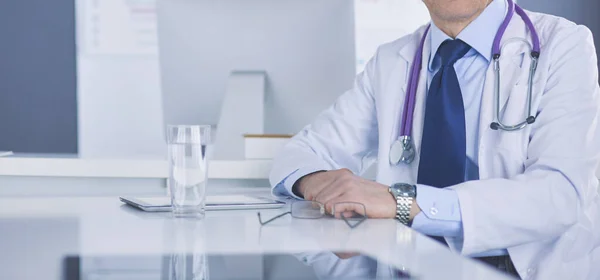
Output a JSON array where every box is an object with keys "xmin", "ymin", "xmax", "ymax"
[
  {"xmin": 450, "ymin": 25, "xmax": 600, "ymax": 255},
  {"xmin": 269, "ymin": 50, "xmax": 380, "ymax": 195}
]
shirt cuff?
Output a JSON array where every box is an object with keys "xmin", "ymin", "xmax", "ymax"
[
  {"xmin": 411, "ymin": 212, "xmax": 463, "ymax": 237},
  {"xmin": 415, "ymin": 185, "xmax": 462, "ymax": 222}
]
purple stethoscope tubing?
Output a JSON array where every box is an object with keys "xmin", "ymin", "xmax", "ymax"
[
  {"xmin": 395, "ymin": 0, "xmax": 541, "ymax": 165},
  {"xmin": 401, "ymin": 25, "xmax": 431, "ymax": 137},
  {"xmin": 490, "ymin": 0, "xmax": 540, "ymax": 131}
]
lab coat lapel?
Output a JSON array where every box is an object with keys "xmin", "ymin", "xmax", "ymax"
[
  {"xmin": 397, "ymin": 30, "xmax": 425, "ymax": 91},
  {"xmin": 392, "ymin": 38, "xmax": 415, "ymax": 126},
  {"xmin": 411, "ymin": 32, "xmax": 432, "ymax": 172},
  {"xmin": 391, "ymin": 26, "xmax": 430, "ymax": 183},
  {"xmin": 397, "ymin": 27, "xmax": 432, "ymax": 180}
]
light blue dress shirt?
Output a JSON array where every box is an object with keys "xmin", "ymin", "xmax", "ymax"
[
  {"xmin": 411, "ymin": 0, "xmax": 509, "ymax": 257},
  {"xmin": 274, "ymin": 0, "xmax": 509, "ymax": 257}
]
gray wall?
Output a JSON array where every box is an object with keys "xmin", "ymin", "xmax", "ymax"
[
  {"xmin": 519, "ymin": 0, "xmax": 600, "ymax": 71},
  {"xmin": 0, "ymin": 0, "xmax": 78, "ymax": 154}
]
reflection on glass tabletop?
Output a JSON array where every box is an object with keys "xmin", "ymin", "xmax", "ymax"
[{"xmin": 63, "ymin": 252, "xmax": 415, "ymax": 280}]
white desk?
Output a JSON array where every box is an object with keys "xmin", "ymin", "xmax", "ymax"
[{"xmin": 0, "ymin": 195, "xmax": 513, "ymax": 280}]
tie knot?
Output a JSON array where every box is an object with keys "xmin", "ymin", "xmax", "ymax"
[{"xmin": 437, "ymin": 39, "xmax": 471, "ymax": 67}]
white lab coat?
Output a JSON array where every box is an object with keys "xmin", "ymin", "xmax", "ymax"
[{"xmin": 270, "ymin": 10, "xmax": 600, "ymax": 280}]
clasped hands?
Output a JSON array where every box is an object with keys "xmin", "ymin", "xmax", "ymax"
[{"xmin": 295, "ymin": 169, "xmax": 421, "ymax": 220}]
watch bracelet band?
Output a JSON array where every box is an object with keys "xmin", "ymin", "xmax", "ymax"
[{"xmin": 395, "ymin": 196, "xmax": 413, "ymax": 225}]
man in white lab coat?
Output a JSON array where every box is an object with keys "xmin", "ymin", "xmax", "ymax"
[{"xmin": 270, "ymin": 0, "xmax": 600, "ymax": 279}]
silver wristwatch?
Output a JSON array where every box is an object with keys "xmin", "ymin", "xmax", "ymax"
[{"xmin": 389, "ymin": 183, "xmax": 417, "ymax": 225}]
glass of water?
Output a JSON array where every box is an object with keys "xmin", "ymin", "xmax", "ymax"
[{"xmin": 167, "ymin": 125, "xmax": 211, "ymax": 219}]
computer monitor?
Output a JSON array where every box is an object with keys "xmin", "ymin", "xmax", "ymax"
[{"xmin": 156, "ymin": 0, "xmax": 356, "ymax": 135}]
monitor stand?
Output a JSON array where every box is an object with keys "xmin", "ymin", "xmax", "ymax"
[{"xmin": 213, "ymin": 71, "xmax": 266, "ymax": 160}]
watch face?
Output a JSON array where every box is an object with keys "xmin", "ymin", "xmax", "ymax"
[{"xmin": 391, "ymin": 183, "xmax": 416, "ymax": 197}]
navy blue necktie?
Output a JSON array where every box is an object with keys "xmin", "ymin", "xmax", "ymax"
[{"xmin": 417, "ymin": 39, "xmax": 471, "ymax": 188}]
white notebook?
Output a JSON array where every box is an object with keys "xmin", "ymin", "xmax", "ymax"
[{"xmin": 120, "ymin": 194, "xmax": 286, "ymax": 212}]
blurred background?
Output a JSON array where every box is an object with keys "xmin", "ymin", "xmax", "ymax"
[
  {"xmin": 0, "ymin": 0, "xmax": 598, "ymax": 159},
  {"xmin": 0, "ymin": 2, "xmax": 597, "ymax": 278}
]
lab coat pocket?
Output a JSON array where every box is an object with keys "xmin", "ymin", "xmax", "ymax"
[
  {"xmin": 500, "ymin": 84, "xmax": 530, "ymax": 131},
  {"xmin": 480, "ymin": 84, "xmax": 531, "ymax": 178},
  {"xmin": 496, "ymin": 83, "xmax": 538, "ymax": 154},
  {"xmin": 486, "ymin": 86, "xmax": 528, "ymax": 161}
]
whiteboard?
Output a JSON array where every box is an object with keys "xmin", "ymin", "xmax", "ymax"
[{"xmin": 76, "ymin": 0, "xmax": 165, "ymax": 159}]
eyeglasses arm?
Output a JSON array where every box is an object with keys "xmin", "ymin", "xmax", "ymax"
[{"xmin": 257, "ymin": 211, "xmax": 292, "ymax": 226}]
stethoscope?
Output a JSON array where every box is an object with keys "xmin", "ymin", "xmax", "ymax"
[{"xmin": 390, "ymin": 0, "xmax": 541, "ymax": 166}]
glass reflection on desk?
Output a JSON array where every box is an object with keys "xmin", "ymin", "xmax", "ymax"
[
  {"xmin": 63, "ymin": 252, "xmax": 414, "ymax": 280},
  {"xmin": 163, "ymin": 219, "xmax": 209, "ymax": 280}
]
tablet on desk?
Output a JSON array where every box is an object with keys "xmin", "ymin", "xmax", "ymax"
[{"xmin": 120, "ymin": 195, "xmax": 286, "ymax": 212}]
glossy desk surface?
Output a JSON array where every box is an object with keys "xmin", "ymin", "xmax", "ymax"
[{"xmin": 0, "ymin": 196, "xmax": 513, "ymax": 280}]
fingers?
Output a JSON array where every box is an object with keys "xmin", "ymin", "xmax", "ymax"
[
  {"xmin": 315, "ymin": 171, "xmax": 359, "ymax": 211},
  {"xmin": 302, "ymin": 171, "xmax": 391, "ymax": 219},
  {"xmin": 334, "ymin": 206, "xmax": 362, "ymax": 219},
  {"xmin": 305, "ymin": 184, "xmax": 329, "ymax": 201},
  {"xmin": 327, "ymin": 195, "xmax": 361, "ymax": 218},
  {"xmin": 301, "ymin": 170, "xmax": 334, "ymax": 200},
  {"xmin": 312, "ymin": 174, "xmax": 350, "ymax": 205},
  {"xmin": 299, "ymin": 169, "xmax": 367, "ymax": 219},
  {"xmin": 303, "ymin": 169, "xmax": 354, "ymax": 201},
  {"xmin": 313, "ymin": 186, "xmax": 346, "ymax": 207},
  {"xmin": 302, "ymin": 181, "xmax": 321, "ymax": 201},
  {"xmin": 303, "ymin": 189, "xmax": 316, "ymax": 201}
]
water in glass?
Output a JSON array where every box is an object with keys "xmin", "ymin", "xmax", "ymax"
[{"xmin": 167, "ymin": 125, "xmax": 210, "ymax": 219}]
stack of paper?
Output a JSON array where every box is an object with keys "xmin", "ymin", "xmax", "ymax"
[{"xmin": 244, "ymin": 135, "xmax": 292, "ymax": 159}]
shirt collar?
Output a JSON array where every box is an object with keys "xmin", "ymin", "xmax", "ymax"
[{"xmin": 428, "ymin": 0, "xmax": 507, "ymax": 71}]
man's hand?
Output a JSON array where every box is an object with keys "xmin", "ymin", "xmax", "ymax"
[
  {"xmin": 296, "ymin": 169, "xmax": 396, "ymax": 219},
  {"xmin": 295, "ymin": 169, "xmax": 341, "ymax": 201}
]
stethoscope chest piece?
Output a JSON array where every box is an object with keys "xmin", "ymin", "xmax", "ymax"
[{"xmin": 389, "ymin": 136, "xmax": 415, "ymax": 165}]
